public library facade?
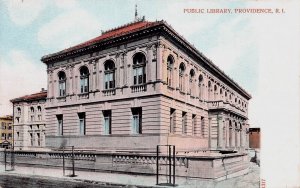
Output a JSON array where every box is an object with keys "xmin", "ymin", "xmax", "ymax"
[{"xmin": 41, "ymin": 19, "xmax": 251, "ymax": 153}]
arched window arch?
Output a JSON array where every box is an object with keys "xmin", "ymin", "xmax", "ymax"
[
  {"xmin": 133, "ymin": 53, "xmax": 146, "ymax": 85},
  {"xmin": 80, "ymin": 66, "xmax": 89, "ymax": 93},
  {"xmin": 58, "ymin": 71, "xmax": 66, "ymax": 97},
  {"xmin": 167, "ymin": 55, "xmax": 174, "ymax": 87},
  {"xmin": 179, "ymin": 63, "xmax": 185, "ymax": 91},
  {"xmin": 198, "ymin": 75, "xmax": 203, "ymax": 99},
  {"xmin": 189, "ymin": 69, "xmax": 195, "ymax": 95},
  {"xmin": 104, "ymin": 60, "xmax": 115, "ymax": 89}
]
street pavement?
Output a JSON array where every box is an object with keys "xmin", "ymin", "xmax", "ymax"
[{"xmin": 0, "ymin": 162, "xmax": 260, "ymax": 188}]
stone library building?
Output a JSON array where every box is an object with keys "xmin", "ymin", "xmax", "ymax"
[{"xmin": 11, "ymin": 16, "xmax": 251, "ymax": 179}]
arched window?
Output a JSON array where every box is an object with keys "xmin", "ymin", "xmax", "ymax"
[
  {"xmin": 58, "ymin": 71, "xmax": 66, "ymax": 97},
  {"xmin": 189, "ymin": 69, "xmax": 195, "ymax": 94},
  {"xmin": 214, "ymin": 85, "xmax": 218, "ymax": 100},
  {"xmin": 30, "ymin": 107, "xmax": 34, "ymax": 113},
  {"xmin": 198, "ymin": 75, "xmax": 203, "ymax": 99},
  {"xmin": 37, "ymin": 106, "xmax": 42, "ymax": 112},
  {"xmin": 133, "ymin": 53, "xmax": 146, "ymax": 85},
  {"xmin": 104, "ymin": 60, "xmax": 115, "ymax": 89},
  {"xmin": 17, "ymin": 107, "xmax": 21, "ymax": 116},
  {"xmin": 167, "ymin": 55, "xmax": 174, "ymax": 87},
  {"xmin": 179, "ymin": 63, "xmax": 185, "ymax": 91},
  {"xmin": 229, "ymin": 120, "xmax": 232, "ymax": 147},
  {"xmin": 208, "ymin": 81, "xmax": 212, "ymax": 100},
  {"xmin": 80, "ymin": 66, "xmax": 89, "ymax": 93}
]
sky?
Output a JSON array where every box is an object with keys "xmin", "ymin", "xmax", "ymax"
[{"xmin": 0, "ymin": 0, "xmax": 300, "ymax": 186}]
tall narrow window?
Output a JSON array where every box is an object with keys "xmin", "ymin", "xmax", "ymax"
[
  {"xmin": 80, "ymin": 66, "xmax": 89, "ymax": 93},
  {"xmin": 229, "ymin": 121, "xmax": 233, "ymax": 147},
  {"xmin": 189, "ymin": 69, "xmax": 195, "ymax": 95},
  {"xmin": 58, "ymin": 71, "xmax": 66, "ymax": 96},
  {"xmin": 208, "ymin": 81, "xmax": 211, "ymax": 100},
  {"xmin": 104, "ymin": 60, "xmax": 115, "ymax": 90},
  {"xmin": 170, "ymin": 108, "xmax": 176, "ymax": 133},
  {"xmin": 133, "ymin": 53, "xmax": 146, "ymax": 85},
  {"xmin": 30, "ymin": 107, "xmax": 34, "ymax": 113},
  {"xmin": 167, "ymin": 55, "xmax": 174, "ymax": 87},
  {"xmin": 17, "ymin": 107, "xmax": 21, "ymax": 116},
  {"xmin": 192, "ymin": 114, "xmax": 196, "ymax": 135},
  {"xmin": 201, "ymin": 116, "xmax": 205, "ymax": 137},
  {"xmin": 132, "ymin": 107, "xmax": 142, "ymax": 134},
  {"xmin": 37, "ymin": 133, "xmax": 40, "ymax": 146},
  {"xmin": 182, "ymin": 111, "xmax": 187, "ymax": 134},
  {"xmin": 30, "ymin": 133, "xmax": 33, "ymax": 146},
  {"xmin": 103, "ymin": 110, "xmax": 112, "ymax": 135},
  {"xmin": 31, "ymin": 115, "xmax": 34, "ymax": 122},
  {"xmin": 198, "ymin": 75, "xmax": 203, "ymax": 100},
  {"xmin": 214, "ymin": 85, "xmax": 218, "ymax": 100},
  {"xmin": 179, "ymin": 63, "xmax": 185, "ymax": 91},
  {"xmin": 78, "ymin": 113, "xmax": 86, "ymax": 135},
  {"xmin": 57, "ymin": 115, "xmax": 63, "ymax": 136}
]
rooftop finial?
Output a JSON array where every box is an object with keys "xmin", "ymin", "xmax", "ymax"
[
  {"xmin": 135, "ymin": 4, "xmax": 138, "ymax": 21},
  {"xmin": 134, "ymin": 4, "xmax": 145, "ymax": 22}
]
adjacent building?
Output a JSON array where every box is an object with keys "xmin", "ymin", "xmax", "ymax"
[
  {"xmin": 0, "ymin": 115, "xmax": 13, "ymax": 148},
  {"xmin": 249, "ymin": 127, "xmax": 260, "ymax": 149},
  {"xmin": 41, "ymin": 18, "xmax": 251, "ymax": 153},
  {"xmin": 10, "ymin": 89, "xmax": 47, "ymax": 151}
]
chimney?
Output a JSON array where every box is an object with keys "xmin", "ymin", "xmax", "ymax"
[{"xmin": 41, "ymin": 88, "xmax": 45, "ymax": 92}]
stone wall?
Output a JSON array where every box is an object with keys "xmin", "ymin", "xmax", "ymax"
[{"xmin": 0, "ymin": 150, "xmax": 249, "ymax": 180}]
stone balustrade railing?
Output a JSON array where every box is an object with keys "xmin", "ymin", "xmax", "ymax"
[
  {"xmin": 131, "ymin": 84, "xmax": 147, "ymax": 93},
  {"xmin": 102, "ymin": 89, "xmax": 116, "ymax": 96}
]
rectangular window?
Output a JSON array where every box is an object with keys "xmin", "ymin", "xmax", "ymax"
[
  {"xmin": 1, "ymin": 133, "xmax": 6, "ymax": 139},
  {"xmin": 8, "ymin": 133, "xmax": 12, "ymax": 139},
  {"xmin": 17, "ymin": 132, "xmax": 19, "ymax": 138},
  {"xmin": 182, "ymin": 112, "xmax": 187, "ymax": 134},
  {"xmin": 2, "ymin": 123, "xmax": 6, "ymax": 130},
  {"xmin": 31, "ymin": 115, "xmax": 34, "ymax": 122},
  {"xmin": 78, "ymin": 113, "xmax": 86, "ymax": 135},
  {"xmin": 201, "ymin": 116, "xmax": 205, "ymax": 137},
  {"xmin": 80, "ymin": 78, "xmax": 88, "ymax": 93},
  {"xmin": 170, "ymin": 108, "xmax": 176, "ymax": 133},
  {"xmin": 179, "ymin": 75, "xmax": 183, "ymax": 91},
  {"xmin": 103, "ymin": 110, "xmax": 112, "ymax": 135},
  {"xmin": 192, "ymin": 114, "xmax": 196, "ymax": 135},
  {"xmin": 30, "ymin": 133, "xmax": 33, "ymax": 146},
  {"xmin": 133, "ymin": 67, "xmax": 146, "ymax": 85},
  {"xmin": 131, "ymin": 107, "xmax": 142, "ymax": 134},
  {"xmin": 38, "ymin": 115, "xmax": 42, "ymax": 121},
  {"xmin": 105, "ymin": 73, "xmax": 115, "ymax": 89},
  {"xmin": 59, "ymin": 81, "xmax": 66, "ymax": 96},
  {"xmin": 57, "ymin": 115, "xmax": 63, "ymax": 136},
  {"xmin": 37, "ymin": 133, "xmax": 40, "ymax": 146}
]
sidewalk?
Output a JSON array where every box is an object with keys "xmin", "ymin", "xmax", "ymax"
[{"xmin": 0, "ymin": 163, "xmax": 259, "ymax": 188}]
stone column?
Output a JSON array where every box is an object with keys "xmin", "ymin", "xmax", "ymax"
[
  {"xmin": 217, "ymin": 114, "xmax": 223, "ymax": 149},
  {"xmin": 146, "ymin": 46, "xmax": 152, "ymax": 82},
  {"xmin": 68, "ymin": 65, "xmax": 74, "ymax": 95},
  {"xmin": 208, "ymin": 117, "xmax": 212, "ymax": 149},
  {"xmin": 119, "ymin": 54, "xmax": 124, "ymax": 87},
  {"xmin": 156, "ymin": 43, "xmax": 163, "ymax": 81}
]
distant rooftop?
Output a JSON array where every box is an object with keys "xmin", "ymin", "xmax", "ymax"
[{"xmin": 10, "ymin": 89, "xmax": 47, "ymax": 103}]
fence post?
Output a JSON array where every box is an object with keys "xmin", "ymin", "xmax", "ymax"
[
  {"xmin": 156, "ymin": 145, "xmax": 159, "ymax": 185},
  {"xmin": 72, "ymin": 146, "xmax": 75, "ymax": 177},
  {"xmin": 63, "ymin": 147, "xmax": 65, "ymax": 176},
  {"xmin": 4, "ymin": 148, "xmax": 6, "ymax": 171}
]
